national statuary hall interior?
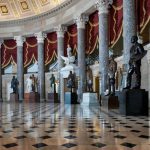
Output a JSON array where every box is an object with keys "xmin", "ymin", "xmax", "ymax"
[{"xmin": 0, "ymin": 0, "xmax": 149, "ymax": 150}]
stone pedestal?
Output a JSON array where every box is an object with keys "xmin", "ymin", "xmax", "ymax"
[
  {"xmin": 65, "ymin": 92, "xmax": 78, "ymax": 104},
  {"xmin": 117, "ymin": 89, "xmax": 148, "ymax": 116},
  {"xmin": 24, "ymin": 92, "xmax": 39, "ymax": 102},
  {"xmin": 102, "ymin": 95, "xmax": 119, "ymax": 109},
  {"xmin": 10, "ymin": 93, "xmax": 18, "ymax": 102},
  {"xmin": 47, "ymin": 93, "xmax": 59, "ymax": 103},
  {"xmin": 82, "ymin": 93, "xmax": 98, "ymax": 105}
]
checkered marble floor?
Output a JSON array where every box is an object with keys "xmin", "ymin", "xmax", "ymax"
[{"xmin": 0, "ymin": 102, "xmax": 149, "ymax": 150}]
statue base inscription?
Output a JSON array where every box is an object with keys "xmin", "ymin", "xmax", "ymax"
[
  {"xmin": 10, "ymin": 93, "xmax": 18, "ymax": 102},
  {"xmin": 47, "ymin": 93, "xmax": 59, "ymax": 103},
  {"xmin": 116, "ymin": 89, "xmax": 148, "ymax": 116},
  {"xmin": 24, "ymin": 92, "xmax": 39, "ymax": 102},
  {"xmin": 65, "ymin": 92, "xmax": 79, "ymax": 104}
]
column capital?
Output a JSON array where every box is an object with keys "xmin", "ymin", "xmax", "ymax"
[
  {"xmin": 35, "ymin": 32, "xmax": 47, "ymax": 43},
  {"xmin": 55, "ymin": 25, "xmax": 67, "ymax": 38},
  {"xmin": 95, "ymin": 0, "xmax": 113, "ymax": 15},
  {"xmin": 74, "ymin": 14, "xmax": 89, "ymax": 29},
  {"xmin": 14, "ymin": 36, "xmax": 25, "ymax": 47}
]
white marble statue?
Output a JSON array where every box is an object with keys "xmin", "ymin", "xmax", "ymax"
[
  {"xmin": 61, "ymin": 44, "xmax": 75, "ymax": 66},
  {"xmin": 61, "ymin": 44, "xmax": 78, "ymax": 78},
  {"xmin": 26, "ymin": 76, "xmax": 32, "ymax": 93}
]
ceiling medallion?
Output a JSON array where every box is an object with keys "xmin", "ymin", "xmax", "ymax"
[
  {"xmin": 0, "ymin": 5, "xmax": 8, "ymax": 14},
  {"xmin": 20, "ymin": 1, "xmax": 29, "ymax": 11}
]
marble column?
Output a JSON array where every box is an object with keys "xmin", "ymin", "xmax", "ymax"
[
  {"xmin": 0, "ymin": 40, "xmax": 3, "ymax": 101},
  {"xmin": 146, "ymin": 44, "xmax": 150, "ymax": 109},
  {"xmin": 14, "ymin": 36, "xmax": 25, "ymax": 101},
  {"xmin": 56, "ymin": 25, "xmax": 66, "ymax": 103},
  {"xmin": 75, "ymin": 14, "xmax": 88, "ymax": 101},
  {"xmin": 123, "ymin": 0, "xmax": 136, "ymax": 67},
  {"xmin": 35, "ymin": 32, "xmax": 46, "ymax": 102},
  {"xmin": 96, "ymin": 0, "xmax": 113, "ymax": 95}
]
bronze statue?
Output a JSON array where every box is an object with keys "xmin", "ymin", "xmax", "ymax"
[
  {"xmin": 11, "ymin": 76, "xmax": 19, "ymax": 93},
  {"xmin": 86, "ymin": 66, "xmax": 93, "ymax": 92},
  {"xmin": 107, "ymin": 55, "xmax": 117, "ymax": 95},
  {"xmin": 50, "ymin": 74, "xmax": 56, "ymax": 92},
  {"xmin": 124, "ymin": 36, "xmax": 147, "ymax": 89},
  {"xmin": 67, "ymin": 71, "xmax": 75, "ymax": 92},
  {"xmin": 50, "ymin": 74, "xmax": 55, "ymax": 87}
]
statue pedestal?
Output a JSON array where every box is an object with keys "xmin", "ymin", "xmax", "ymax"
[
  {"xmin": 24, "ymin": 92, "xmax": 39, "ymax": 102},
  {"xmin": 65, "ymin": 92, "xmax": 78, "ymax": 104},
  {"xmin": 47, "ymin": 93, "xmax": 59, "ymax": 103},
  {"xmin": 116, "ymin": 89, "xmax": 148, "ymax": 116},
  {"xmin": 82, "ymin": 93, "xmax": 98, "ymax": 106},
  {"xmin": 102, "ymin": 95, "xmax": 119, "ymax": 109},
  {"xmin": 10, "ymin": 93, "xmax": 18, "ymax": 102}
]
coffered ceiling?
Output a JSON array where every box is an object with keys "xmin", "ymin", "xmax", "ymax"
[{"xmin": 0, "ymin": 0, "xmax": 65, "ymax": 21}]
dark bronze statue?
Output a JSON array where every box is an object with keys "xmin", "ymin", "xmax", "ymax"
[
  {"xmin": 11, "ymin": 76, "xmax": 19, "ymax": 93},
  {"xmin": 86, "ymin": 66, "xmax": 93, "ymax": 92},
  {"xmin": 67, "ymin": 71, "xmax": 75, "ymax": 92},
  {"xmin": 107, "ymin": 55, "xmax": 117, "ymax": 95},
  {"xmin": 50, "ymin": 74, "xmax": 56, "ymax": 92},
  {"xmin": 124, "ymin": 35, "xmax": 147, "ymax": 89}
]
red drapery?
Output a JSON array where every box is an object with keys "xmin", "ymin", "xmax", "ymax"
[
  {"xmin": 109, "ymin": 0, "xmax": 123, "ymax": 48},
  {"xmin": 2, "ymin": 39, "xmax": 17, "ymax": 68},
  {"xmin": 1, "ymin": 0, "xmax": 150, "ymax": 69},
  {"xmin": 137, "ymin": 0, "xmax": 150, "ymax": 33},
  {"xmin": 44, "ymin": 32, "xmax": 57, "ymax": 66},
  {"xmin": 23, "ymin": 37, "xmax": 37, "ymax": 67},
  {"xmin": 64, "ymin": 24, "xmax": 77, "ymax": 56},
  {"xmin": 86, "ymin": 11, "xmax": 99, "ymax": 54}
]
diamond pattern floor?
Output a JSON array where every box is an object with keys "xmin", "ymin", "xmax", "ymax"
[{"xmin": 0, "ymin": 102, "xmax": 149, "ymax": 150}]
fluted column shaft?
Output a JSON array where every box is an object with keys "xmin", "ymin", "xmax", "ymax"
[
  {"xmin": 35, "ymin": 32, "xmax": 46, "ymax": 102},
  {"xmin": 0, "ymin": 40, "xmax": 3, "ymax": 101},
  {"xmin": 14, "ymin": 36, "xmax": 24, "ymax": 101},
  {"xmin": 56, "ymin": 25, "xmax": 66, "ymax": 102},
  {"xmin": 75, "ymin": 15, "xmax": 88, "ymax": 101},
  {"xmin": 123, "ymin": 0, "xmax": 136, "ymax": 67},
  {"xmin": 96, "ymin": 0, "xmax": 113, "ymax": 95}
]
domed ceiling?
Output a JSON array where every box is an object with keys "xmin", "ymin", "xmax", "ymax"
[{"xmin": 0, "ymin": 0, "xmax": 66, "ymax": 21}]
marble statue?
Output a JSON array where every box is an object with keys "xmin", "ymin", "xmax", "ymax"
[
  {"xmin": 107, "ymin": 55, "xmax": 117, "ymax": 95},
  {"xmin": 61, "ymin": 44, "xmax": 75, "ymax": 65},
  {"xmin": 124, "ymin": 36, "xmax": 147, "ymax": 89},
  {"xmin": 11, "ymin": 76, "xmax": 19, "ymax": 93},
  {"xmin": 26, "ymin": 76, "xmax": 33, "ymax": 93}
]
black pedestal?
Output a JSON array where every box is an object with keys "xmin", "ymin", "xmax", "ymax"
[
  {"xmin": 48, "ymin": 93, "xmax": 59, "ymax": 103},
  {"xmin": 103, "ymin": 95, "xmax": 119, "ymax": 109},
  {"xmin": 117, "ymin": 89, "xmax": 148, "ymax": 116},
  {"xmin": 65, "ymin": 92, "xmax": 78, "ymax": 104}
]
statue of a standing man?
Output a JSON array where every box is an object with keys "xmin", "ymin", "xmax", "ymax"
[
  {"xmin": 107, "ymin": 55, "xmax": 117, "ymax": 95},
  {"xmin": 50, "ymin": 74, "xmax": 56, "ymax": 92},
  {"xmin": 124, "ymin": 36, "xmax": 147, "ymax": 89},
  {"xmin": 11, "ymin": 76, "xmax": 19, "ymax": 93}
]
